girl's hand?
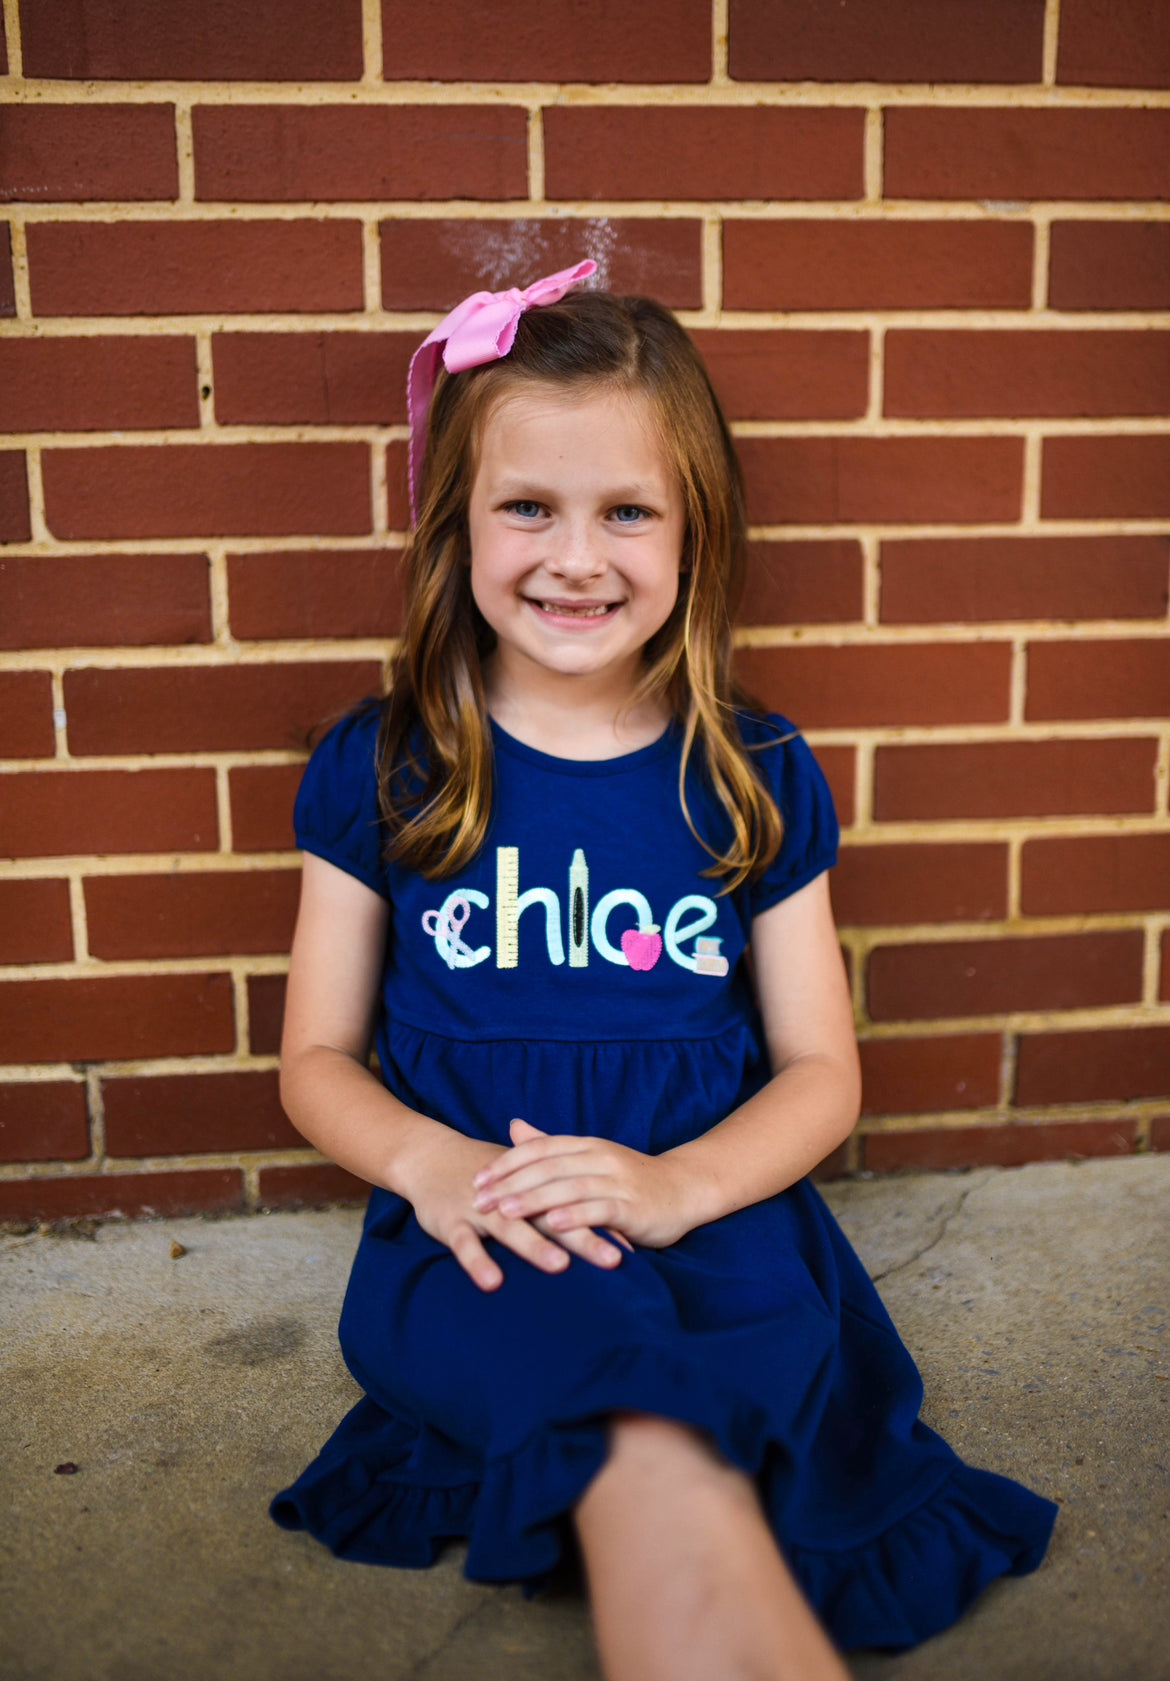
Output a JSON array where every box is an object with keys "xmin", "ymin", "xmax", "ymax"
[
  {"xmin": 472, "ymin": 1119, "xmax": 697, "ymax": 1250},
  {"xmin": 396, "ymin": 1123, "xmax": 627, "ymax": 1293}
]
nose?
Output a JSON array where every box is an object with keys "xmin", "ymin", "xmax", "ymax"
[{"xmin": 545, "ymin": 516, "xmax": 606, "ymax": 583}]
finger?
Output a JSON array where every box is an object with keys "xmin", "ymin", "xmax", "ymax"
[
  {"xmin": 542, "ymin": 1199, "xmax": 623, "ymax": 1236},
  {"xmin": 473, "ymin": 1135, "xmax": 591, "ymax": 1190},
  {"xmin": 534, "ymin": 1215, "xmax": 623, "ymax": 1271},
  {"xmin": 509, "ymin": 1117, "xmax": 546, "ymax": 1139},
  {"xmin": 485, "ymin": 1212, "xmax": 570, "ymax": 1276},
  {"xmin": 488, "ymin": 1174, "xmax": 615, "ymax": 1221},
  {"xmin": 605, "ymin": 1228, "xmax": 636, "ymax": 1252},
  {"xmin": 447, "ymin": 1223, "xmax": 503, "ymax": 1293}
]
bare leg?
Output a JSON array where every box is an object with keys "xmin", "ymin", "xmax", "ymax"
[{"xmin": 574, "ymin": 1413, "xmax": 851, "ymax": 1681}]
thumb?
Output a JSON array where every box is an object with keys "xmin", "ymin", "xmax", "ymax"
[{"xmin": 509, "ymin": 1117, "xmax": 545, "ymax": 1140}]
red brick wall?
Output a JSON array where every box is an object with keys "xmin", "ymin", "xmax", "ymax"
[{"xmin": 2, "ymin": 0, "xmax": 1168, "ymax": 1219}]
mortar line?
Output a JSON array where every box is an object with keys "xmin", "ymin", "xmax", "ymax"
[
  {"xmin": 173, "ymin": 99, "xmax": 196, "ymax": 203},
  {"xmin": 527, "ymin": 104, "xmax": 545, "ymax": 203},
  {"xmin": 1021, "ymin": 431, "xmax": 1043, "ymax": 524},
  {"xmin": 67, "ymin": 873, "xmax": 89, "ymax": 961},
  {"xmin": 7, "ymin": 216, "xmax": 32, "ymax": 319},
  {"xmin": 362, "ymin": 0, "xmax": 384, "ymax": 83},
  {"xmin": 860, "ymin": 532, "xmax": 881, "ymax": 627},
  {"xmin": 362, "ymin": 218, "xmax": 383, "ymax": 314},
  {"xmin": 1155, "ymin": 732, "xmax": 1170, "ymax": 817},
  {"xmin": 1141, "ymin": 921, "xmax": 1161, "ymax": 1007},
  {"xmin": 1032, "ymin": 213, "xmax": 1051, "ymax": 311},
  {"xmin": 215, "ymin": 764, "xmax": 234, "ymax": 854},
  {"xmin": 864, "ymin": 106, "xmax": 883, "ymax": 202},
  {"xmin": 1, "ymin": 0, "xmax": 22, "ymax": 77},
  {"xmin": 1009, "ymin": 638, "xmax": 1028, "ymax": 726},
  {"xmin": 702, "ymin": 214, "xmax": 723, "ymax": 318},
  {"xmin": 853, "ymin": 737, "xmax": 875, "ymax": 830},
  {"xmin": 195, "ymin": 332, "xmax": 216, "ymax": 425},
  {"xmin": 866, "ymin": 323, "xmax": 884, "ymax": 423},
  {"xmin": 1006, "ymin": 832, "xmax": 1023, "ymax": 921},
  {"xmin": 1042, "ymin": 0, "xmax": 1062, "ymax": 86},
  {"xmin": 86, "ymin": 1067, "xmax": 107, "ymax": 1166},
  {"xmin": 206, "ymin": 544, "xmax": 232, "ymax": 642},
  {"xmin": 711, "ymin": 0, "xmax": 730, "ymax": 83},
  {"xmin": 23, "ymin": 445, "xmax": 48, "ymax": 544}
]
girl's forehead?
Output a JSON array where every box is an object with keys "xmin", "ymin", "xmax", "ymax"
[{"xmin": 476, "ymin": 380, "xmax": 670, "ymax": 470}]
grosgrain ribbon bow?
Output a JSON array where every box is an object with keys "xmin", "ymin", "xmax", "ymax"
[{"xmin": 406, "ymin": 258, "xmax": 597, "ymax": 522}]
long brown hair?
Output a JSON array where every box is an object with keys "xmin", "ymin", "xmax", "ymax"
[{"xmin": 377, "ymin": 288, "xmax": 783, "ymax": 891}]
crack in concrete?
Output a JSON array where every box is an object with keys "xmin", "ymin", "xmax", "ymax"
[
  {"xmin": 397, "ymin": 1590, "xmax": 501, "ymax": 1681},
  {"xmin": 869, "ymin": 1171, "xmax": 994, "ymax": 1285}
]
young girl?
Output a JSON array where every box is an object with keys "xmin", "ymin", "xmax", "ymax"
[{"xmin": 271, "ymin": 262, "xmax": 1056, "ymax": 1679}]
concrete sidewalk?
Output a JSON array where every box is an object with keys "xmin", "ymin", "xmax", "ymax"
[{"xmin": 2, "ymin": 1156, "xmax": 1167, "ymax": 1681}]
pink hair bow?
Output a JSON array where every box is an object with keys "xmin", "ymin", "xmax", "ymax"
[{"xmin": 406, "ymin": 258, "xmax": 597, "ymax": 522}]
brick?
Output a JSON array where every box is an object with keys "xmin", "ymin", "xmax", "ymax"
[
  {"xmin": 0, "ymin": 336, "xmax": 198, "ymax": 432},
  {"xmin": 1, "ymin": 223, "xmax": 14, "ymax": 316},
  {"xmin": 1, "ymin": 451, "xmax": 30, "ymax": 541},
  {"xmin": 194, "ymin": 105, "xmax": 527, "ymax": 203},
  {"xmin": 859, "ymin": 1034, "xmax": 1002, "ymax": 1116},
  {"xmin": 27, "ymin": 221, "xmax": 364, "ymax": 317},
  {"xmin": 63, "ymin": 662, "xmax": 380, "ymax": 755},
  {"xmin": 258, "ymin": 1162, "xmax": 369, "ymax": 1208},
  {"xmin": 1016, "ymin": 1027, "xmax": 1170, "ymax": 1107},
  {"xmin": 738, "ymin": 541, "xmax": 864, "ymax": 626},
  {"xmin": 691, "ymin": 331, "xmax": 868, "ymax": 422},
  {"xmin": 227, "ymin": 550, "xmax": 404, "ymax": 641},
  {"xmin": 0, "ymin": 974, "xmax": 235, "ymax": 1063},
  {"xmin": 0, "ymin": 553, "xmax": 212, "ymax": 651},
  {"xmin": 1057, "ymin": 0, "xmax": 1170, "ymax": 89},
  {"xmin": 247, "ymin": 974, "xmax": 287, "ymax": 1055},
  {"xmin": 0, "ymin": 672, "xmax": 54, "ymax": 759},
  {"xmin": 21, "ymin": 0, "xmax": 362, "ymax": 80},
  {"xmin": 213, "ymin": 333, "xmax": 413, "ymax": 426},
  {"xmin": 42, "ymin": 443, "xmax": 371, "ymax": 541},
  {"xmin": 1021, "ymin": 834, "xmax": 1170, "ymax": 916},
  {"xmin": 879, "ymin": 536, "xmax": 1170, "ymax": 625},
  {"xmin": 0, "ymin": 105, "xmax": 177, "ymax": 203},
  {"xmin": 0, "ymin": 1170, "xmax": 244, "ymax": 1225},
  {"xmin": 867, "ymin": 931, "xmax": 1143, "ymax": 1021},
  {"xmin": 874, "ymin": 738, "xmax": 1158, "ymax": 821},
  {"xmin": 864, "ymin": 1119, "xmax": 1136, "ymax": 1173},
  {"xmin": 885, "ymin": 330, "xmax": 1170, "ymax": 420},
  {"xmin": 737, "ymin": 437, "xmax": 1023, "ymax": 525},
  {"xmin": 0, "ymin": 880, "xmax": 73, "ymax": 964},
  {"xmin": 1042, "ymin": 436, "xmax": 1170, "ymax": 521},
  {"xmin": 833, "ymin": 843, "xmax": 1007, "ymax": 926},
  {"xmin": 1027, "ymin": 638, "xmax": 1170, "ymax": 722},
  {"xmin": 722, "ymin": 220, "xmax": 1032, "ymax": 312},
  {"xmin": 735, "ymin": 643, "xmax": 1010, "ymax": 729},
  {"xmin": 381, "ymin": 219, "xmax": 703, "ymax": 312},
  {"xmin": 103, "ymin": 1070, "xmax": 300, "ymax": 1157},
  {"xmin": 1049, "ymin": 222, "xmax": 1170, "ymax": 311},
  {"xmin": 380, "ymin": 0, "xmax": 709, "ymax": 82},
  {"xmin": 886, "ymin": 108, "xmax": 1170, "ymax": 202},
  {"xmin": 229, "ymin": 765, "xmax": 303, "ymax": 852},
  {"xmin": 0, "ymin": 769, "xmax": 218, "ymax": 859},
  {"xmin": 811, "ymin": 747, "xmax": 855, "ymax": 829},
  {"xmin": 728, "ymin": 0, "xmax": 1044, "ymax": 83},
  {"xmin": 1149, "ymin": 1113, "xmax": 1170, "ymax": 1149},
  {"xmin": 85, "ymin": 870, "xmax": 300, "ymax": 959},
  {"xmin": 0, "ymin": 1083, "xmax": 88, "ymax": 1164},
  {"xmin": 544, "ymin": 108, "xmax": 863, "ymax": 203}
]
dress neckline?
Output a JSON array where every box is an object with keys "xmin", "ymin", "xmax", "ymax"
[{"xmin": 489, "ymin": 715, "xmax": 679, "ymax": 776}]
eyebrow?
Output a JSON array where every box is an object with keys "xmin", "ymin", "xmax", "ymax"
[{"xmin": 491, "ymin": 478, "xmax": 668, "ymax": 502}]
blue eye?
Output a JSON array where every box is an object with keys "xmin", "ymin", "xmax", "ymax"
[
  {"xmin": 507, "ymin": 500, "xmax": 543, "ymax": 519},
  {"xmin": 612, "ymin": 505, "xmax": 648, "ymax": 524}
]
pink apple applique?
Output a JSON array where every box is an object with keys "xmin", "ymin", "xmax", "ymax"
[{"xmin": 621, "ymin": 924, "xmax": 662, "ymax": 972}]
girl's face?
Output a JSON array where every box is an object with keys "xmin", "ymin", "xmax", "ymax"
[{"xmin": 467, "ymin": 383, "xmax": 686, "ymax": 703}]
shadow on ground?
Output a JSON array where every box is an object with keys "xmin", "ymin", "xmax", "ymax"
[{"xmin": 2, "ymin": 1156, "xmax": 1167, "ymax": 1681}]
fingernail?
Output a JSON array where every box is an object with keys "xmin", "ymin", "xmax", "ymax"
[
  {"xmin": 472, "ymin": 1193, "xmax": 492, "ymax": 1211},
  {"xmin": 473, "ymin": 1170, "xmax": 490, "ymax": 1187},
  {"xmin": 499, "ymin": 1197, "xmax": 521, "ymax": 1215}
]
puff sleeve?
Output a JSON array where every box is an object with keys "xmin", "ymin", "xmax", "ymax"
[
  {"xmin": 293, "ymin": 704, "xmax": 388, "ymax": 899},
  {"xmin": 743, "ymin": 713, "xmax": 839, "ymax": 919}
]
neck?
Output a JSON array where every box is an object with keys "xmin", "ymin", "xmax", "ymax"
[{"xmin": 483, "ymin": 652, "xmax": 671, "ymax": 761}]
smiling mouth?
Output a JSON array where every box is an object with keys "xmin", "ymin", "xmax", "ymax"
[{"xmin": 528, "ymin": 599, "xmax": 620, "ymax": 618}]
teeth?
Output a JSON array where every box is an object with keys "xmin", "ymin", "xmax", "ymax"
[{"xmin": 536, "ymin": 601, "xmax": 614, "ymax": 617}]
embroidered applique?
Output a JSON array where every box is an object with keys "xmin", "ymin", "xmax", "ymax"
[
  {"xmin": 620, "ymin": 924, "xmax": 662, "ymax": 971},
  {"xmin": 421, "ymin": 890, "xmax": 491, "ymax": 970},
  {"xmin": 420, "ymin": 849, "xmax": 729, "ymax": 977}
]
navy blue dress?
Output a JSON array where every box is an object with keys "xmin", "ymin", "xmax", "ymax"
[{"xmin": 271, "ymin": 705, "xmax": 1056, "ymax": 1651}]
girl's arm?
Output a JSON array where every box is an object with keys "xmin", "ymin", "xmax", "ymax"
[
  {"xmin": 280, "ymin": 853, "xmax": 625, "ymax": 1288},
  {"xmin": 472, "ymin": 872, "xmax": 860, "ymax": 1245}
]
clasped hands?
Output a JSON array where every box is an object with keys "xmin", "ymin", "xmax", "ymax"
[{"xmin": 403, "ymin": 1116, "xmax": 695, "ymax": 1293}]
